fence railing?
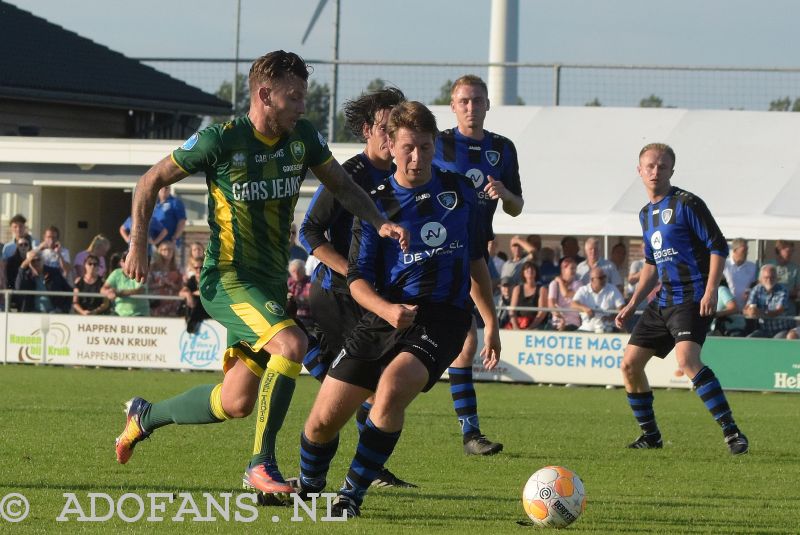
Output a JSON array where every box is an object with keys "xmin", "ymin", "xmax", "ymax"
[{"xmin": 138, "ymin": 57, "xmax": 800, "ymax": 117}]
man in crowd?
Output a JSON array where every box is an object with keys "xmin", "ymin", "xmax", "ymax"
[
  {"xmin": 743, "ymin": 264, "xmax": 794, "ymax": 338},
  {"xmin": 572, "ymin": 266, "xmax": 626, "ymax": 333},
  {"xmin": 723, "ymin": 237, "xmax": 757, "ymax": 310}
]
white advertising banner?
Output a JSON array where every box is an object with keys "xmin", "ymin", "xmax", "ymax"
[
  {"xmin": 470, "ymin": 330, "xmax": 691, "ymax": 389},
  {"xmin": 2, "ymin": 313, "xmax": 689, "ymax": 389},
  {"xmin": 3, "ymin": 313, "xmax": 225, "ymax": 372}
]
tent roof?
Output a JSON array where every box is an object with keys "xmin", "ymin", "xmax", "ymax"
[{"xmin": 430, "ymin": 106, "xmax": 800, "ymax": 241}]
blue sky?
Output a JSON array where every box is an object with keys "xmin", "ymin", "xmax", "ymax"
[{"xmin": 8, "ymin": 0, "xmax": 800, "ymax": 108}]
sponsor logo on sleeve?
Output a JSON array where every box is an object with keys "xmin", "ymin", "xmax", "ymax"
[
  {"xmin": 180, "ymin": 133, "xmax": 199, "ymax": 150},
  {"xmin": 265, "ymin": 301, "xmax": 285, "ymax": 316}
]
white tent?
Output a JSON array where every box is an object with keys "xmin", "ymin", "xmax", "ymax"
[{"xmin": 430, "ymin": 106, "xmax": 800, "ymax": 241}]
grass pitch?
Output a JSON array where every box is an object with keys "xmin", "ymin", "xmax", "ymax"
[{"xmin": 1, "ymin": 364, "xmax": 798, "ymax": 534}]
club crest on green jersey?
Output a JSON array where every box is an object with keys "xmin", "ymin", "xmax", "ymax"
[
  {"xmin": 290, "ymin": 141, "xmax": 306, "ymax": 162},
  {"xmin": 265, "ymin": 301, "xmax": 285, "ymax": 316}
]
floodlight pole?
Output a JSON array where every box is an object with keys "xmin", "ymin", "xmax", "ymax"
[
  {"xmin": 232, "ymin": 0, "xmax": 242, "ymax": 118},
  {"xmin": 488, "ymin": 0, "xmax": 519, "ymax": 105},
  {"xmin": 328, "ymin": 0, "xmax": 340, "ymax": 141}
]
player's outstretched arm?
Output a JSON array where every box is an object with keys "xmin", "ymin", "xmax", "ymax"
[
  {"xmin": 615, "ymin": 262, "xmax": 659, "ymax": 329},
  {"xmin": 312, "ymin": 159, "xmax": 409, "ymax": 250},
  {"xmin": 126, "ymin": 156, "xmax": 188, "ymax": 283},
  {"xmin": 469, "ymin": 258, "xmax": 501, "ymax": 370}
]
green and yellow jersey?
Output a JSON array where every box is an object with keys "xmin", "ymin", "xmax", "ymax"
[{"xmin": 172, "ymin": 116, "xmax": 332, "ymax": 282}]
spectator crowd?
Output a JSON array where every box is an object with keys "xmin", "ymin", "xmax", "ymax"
[{"xmin": 3, "ymin": 207, "xmax": 799, "ymax": 340}]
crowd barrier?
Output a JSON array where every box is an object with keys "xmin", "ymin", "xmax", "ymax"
[{"xmin": 3, "ymin": 312, "xmax": 798, "ymax": 394}]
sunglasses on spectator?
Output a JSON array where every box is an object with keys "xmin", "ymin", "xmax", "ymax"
[
  {"xmin": 592, "ymin": 275, "xmax": 607, "ymax": 280},
  {"xmin": 18, "ymin": 242, "xmax": 30, "ymax": 247},
  {"xmin": 86, "ymin": 262, "xmax": 99, "ymax": 266}
]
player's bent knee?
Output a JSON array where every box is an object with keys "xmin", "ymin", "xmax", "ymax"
[
  {"xmin": 269, "ymin": 327, "xmax": 308, "ymax": 363},
  {"xmin": 221, "ymin": 395, "xmax": 255, "ymax": 418}
]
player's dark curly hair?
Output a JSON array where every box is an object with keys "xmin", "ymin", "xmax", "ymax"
[
  {"xmin": 343, "ymin": 87, "xmax": 406, "ymax": 141},
  {"xmin": 249, "ymin": 50, "xmax": 311, "ymax": 92}
]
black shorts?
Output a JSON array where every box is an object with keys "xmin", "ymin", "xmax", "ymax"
[
  {"xmin": 628, "ymin": 301, "xmax": 713, "ymax": 358},
  {"xmin": 327, "ymin": 303, "xmax": 472, "ymax": 393},
  {"xmin": 307, "ymin": 281, "xmax": 364, "ymax": 366}
]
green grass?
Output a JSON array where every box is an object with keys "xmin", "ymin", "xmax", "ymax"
[{"xmin": 1, "ymin": 364, "xmax": 798, "ymax": 534}]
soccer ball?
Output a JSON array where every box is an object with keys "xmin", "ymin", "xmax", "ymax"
[{"xmin": 522, "ymin": 466, "xmax": 586, "ymax": 528}]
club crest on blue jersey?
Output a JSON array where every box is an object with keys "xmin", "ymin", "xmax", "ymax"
[
  {"xmin": 437, "ymin": 191, "xmax": 457, "ymax": 210},
  {"xmin": 661, "ymin": 208, "xmax": 673, "ymax": 224},
  {"xmin": 180, "ymin": 133, "xmax": 199, "ymax": 150},
  {"xmin": 485, "ymin": 150, "xmax": 501, "ymax": 166}
]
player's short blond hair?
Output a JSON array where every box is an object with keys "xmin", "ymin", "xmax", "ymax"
[
  {"xmin": 450, "ymin": 75, "xmax": 488, "ymax": 97},
  {"xmin": 639, "ymin": 143, "xmax": 676, "ymax": 168}
]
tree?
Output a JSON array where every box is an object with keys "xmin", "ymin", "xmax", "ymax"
[
  {"xmin": 431, "ymin": 80, "xmax": 454, "ymax": 105},
  {"xmin": 768, "ymin": 97, "xmax": 800, "ymax": 111},
  {"xmin": 585, "ymin": 97, "xmax": 602, "ymax": 107},
  {"xmin": 639, "ymin": 94, "xmax": 663, "ymax": 108},
  {"xmin": 304, "ymin": 80, "xmax": 331, "ymax": 139},
  {"xmin": 212, "ymin": 73, "xmax": 248, "ymax": 123}
]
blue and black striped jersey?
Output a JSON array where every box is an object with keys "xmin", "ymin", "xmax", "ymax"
[
  {"xmin": 347, "ymin": 168, "xmax": 484, "ymax": 309},
  {"xmin": 299, "ymin": 153, "xmax": 393, "ymax": 292},
  {"xmin": 640, "ymin": 186, "xmax": 729, "ymax": 307},
  {"xmin": 434, "ymin": 127, "xmax": 522, "ymax": 242}
]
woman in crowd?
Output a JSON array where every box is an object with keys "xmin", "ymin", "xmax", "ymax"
[
  {"xmin": 72, "ymin": 254, "xmax": 110, "ymax": 315},
  {"xmin": 74, "ymin": 234, "xmax": 111, "ymax": 279},
  {"xmin": 548, "ymin": 256, "xmax": 582, "ymax": 331},
  {"xmin": 147, "ymin": 240, "xmax": 183, "ymax": 316},
  {"xmin": 509, "ymin": 260, "xmax": 549, "ymax": 330}
]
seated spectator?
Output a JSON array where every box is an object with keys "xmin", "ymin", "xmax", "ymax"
[
  {"xmin": 572, "ymin": 267, "xmax": 626, "ymax": 333},
  {"xmin": 101, "ymin": 252, "xmax": 148, "ymax": 317},
  {"xmin": 723, "ymin": 237, "xmax": 757, "ymax": 310},
  {"xmin": 287, "ymin": 258, "xmax": 312, "ymax": 328},
  {"xmin": 711, "ymin": 279, "xmax": 746, "ymax": 336},
  {"xmin": 497, "ymin": 277, "xmax": 514, "ymax": 329},
  {"xmin": 180, "ymin": 255, "xmax": 210, "ymax": 333},
  {"xmin": 526, "ymin": 234, "xmax": 542, "ymax": 264},
  {"xmin": 559, "ymin": 235, "xmax": 585, "ymax": 264},
  {"xmin": 538, "ymin": 247, "xmax": 559, "ymax": 285},
  {"xmin": 14, "ymin": 250, "xmax": 69, "ymax": 313},
  {"xmin": 72, "ymin": 254, "xmax": 110, "ymax": 316},
  {"xmin": 548, "ymin": 256, "xmax": 582, "ymax": 331},
  {"xmin": 2, "ymin": 214, "xmax": 36, "ymax": 260},
  {"xmin": 488, "ymin": 239, "xmax": 506, "ymax": 283},
  {"xmin": 74, "ymin": 234, "xmax": 111, "ymax": 279},
  {"xmin": 500, "ymin": 235, "xmax": 535, "ymax": 285},
  {"xmin": 626, "ymin": 242, "xmax": 646, "ymax": 300},
  {"xmin": 610, "ymin": 242, "xmax": 627, "ymax": 291},
  {"xmin": 147, "ymin": 241, "xmax": 183, "ymax": 317},
  {"xmin": 743, "ymin": 264, "xmax": 794, "ymax": 338},
  {"xmin": 37, "ymin": 225, "xmax": 72, "ymax": 283},
  {"xmin": 184, "ymin": 241, "xmax": 206, "ymax": 280},
  {"xmin": 509, "ymin": 261, "xmax": 549, "ymax": 330},
  {"xmin": 764, "ymin": 239, "xmax": 800, "ymax": 315},
  {"xmin": 5, "ymin": 237, "xmax": 31, "ymax": 292},
  {"xmin": 120, "ymin": 215, "xmax": 167, "ymax": 254},
  {"xmin": 576, "ymin": 237, "xmax": 623, "ymax": 289}
]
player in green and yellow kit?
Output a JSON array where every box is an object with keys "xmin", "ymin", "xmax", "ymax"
[{"xmin": 114, "ymin": 50, "xmax": 408, "ymax": 497}]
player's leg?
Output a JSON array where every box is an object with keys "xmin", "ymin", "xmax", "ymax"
[
  {"xmin": 293, "ymin": 374, "xmax": 373, "ymax": 497},
  {"xmin": 449, "ymin": 317, "xmax": 503, "ymax": 455},
  {"xmin": 620, "ymin": 343, "xmax": 662, "ymax": 448},
  {"xmin": 674, "ymin": 340, "xmax": 748, "ymax": 454},
  {"xmin": 115, "ymin": 345, "xmax": 259, "ymax": 465},
  {"xmin": 334, "ymin": 352, "xmax": 428, "ymax": 518},
  {"xmin": 244, "ymin": 325, "xmax": 307, "ymax": 494},
  {"xmin": 621, "ymin": 302, "xmax": 668, "ymax": 449}
]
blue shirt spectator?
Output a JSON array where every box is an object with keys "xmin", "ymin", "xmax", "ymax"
[
  {"xmin": 153, "ymin": 187, "xmax": 187, "ymax": 245},
  {"xmin": 744, "ymin": 264, "xmax": 794, "ymax": 337}
]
